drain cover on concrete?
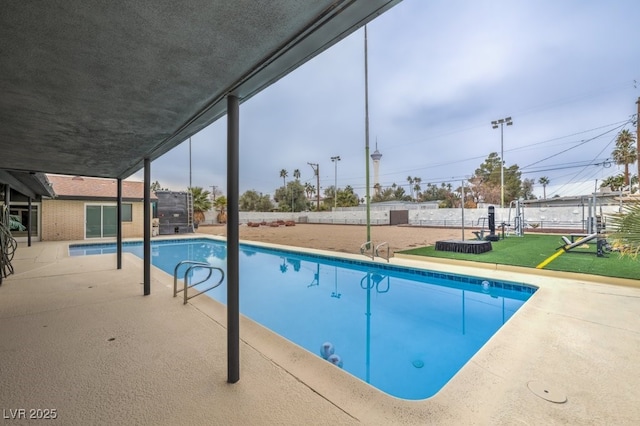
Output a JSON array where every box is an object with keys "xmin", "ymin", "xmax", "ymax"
[{"xmin": 527, "ymin": 381, "xmax": 567, "ymax": 403}]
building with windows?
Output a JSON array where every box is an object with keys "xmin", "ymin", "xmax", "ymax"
[
  {"xmin": 42, "ymin": 175, "xmax": 155, "ymax": 241},
  {"xmin": 1, "ymin": 171, "xmax": 55, "ymax": 243}
]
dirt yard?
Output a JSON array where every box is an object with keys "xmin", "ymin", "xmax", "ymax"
[{"xmin": 196, "ymin": 223, "xmax": 472, "ymax": 256}]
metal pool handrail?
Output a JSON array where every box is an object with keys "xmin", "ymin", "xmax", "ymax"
[
  {"xmin": 375, "ymin": 242, "xmax": 390, "ymax": 262},
  {"xmin": 360, "ymin": 241, "xmax": 373, "ymax": 259},
  {"xmin": 173, "ymin": 260, "xmax": 225, "ymax": 304},
  {"xmin": 173, "ymin": 260, "xmax": 209, "ymax": 297},
  {"xmin": 181, "ymin": 264, "xmax": 225, "ymax": 305}
]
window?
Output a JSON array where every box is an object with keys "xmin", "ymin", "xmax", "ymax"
[
  {"xmin": 9, "ymin": 205, "xmax": 38, "ymax": 237},
  {"xmin": 121, "ymin": 203, "xmax": 132, "ymax": 222}
]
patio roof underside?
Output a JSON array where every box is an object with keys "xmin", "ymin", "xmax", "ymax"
[{"xmin": 0, "ymin": 0, "xmax": 401, "ymax": 186}]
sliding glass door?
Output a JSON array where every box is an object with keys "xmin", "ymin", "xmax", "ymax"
[{"xmin": 85, "ymin": 205, "xmax": 117, "ymax": 238}]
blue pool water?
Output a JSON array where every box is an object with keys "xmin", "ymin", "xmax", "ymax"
[{"xmin": 70, "ymin": 238, "xmax": 536, "ymax": 400}]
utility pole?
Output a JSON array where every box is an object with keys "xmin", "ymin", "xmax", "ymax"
[
  {"xmin": 210, "ymin": 185, "xmax": 217, "ymax": 201},
  {"xmin": 308, "ymin": 162, "xmax": 320, "ymax": 211}
]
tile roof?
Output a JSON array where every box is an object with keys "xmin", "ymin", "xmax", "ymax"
[{"xmin": 47, "ymin": 174, "xmax": 156, "ymax": 200}]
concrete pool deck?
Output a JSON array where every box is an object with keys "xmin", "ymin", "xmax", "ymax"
[{"xmin": 1, "ymin": 238, "xmax": 639, "ymax": 425}]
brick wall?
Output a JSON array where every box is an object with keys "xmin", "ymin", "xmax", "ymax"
[
  {"xmin": 42, "ymin": 200, "xmax": 146, "ymax": 241},
  {"xmin": 126, "ymin": 203, "xmax": 145, "ymax": 239}
]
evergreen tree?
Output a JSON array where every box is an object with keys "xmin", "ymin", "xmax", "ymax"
[
  {"xmin": 471, "ymin": 152, "xmax": 523, "ymax": 204},
  {"xmin": 521, "ymin": 178, "xmax": 536, "ymax": 200},
  {"xmin": 239, "ymin": 190, "xmax": 273, "ymax": 211},
  {"xmin": 274, "ymin": 180, "xmax": 305, "ymax": 212}
]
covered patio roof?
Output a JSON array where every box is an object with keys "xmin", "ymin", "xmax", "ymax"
[
  {"xmin": 0, "ymin": 0, "xmax": 404, "ymax": 387},
  {"xmin": 0, "ymin": 0, "xmax": 401, "ymax": 180},
  {"xmin": 0, "ymin": 170, "xmax": 54, "ymax": 198}
]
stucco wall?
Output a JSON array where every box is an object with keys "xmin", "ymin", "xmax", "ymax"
[
  {"xmin": 42, "ymin": 200, "xmax": 146, "ymax": 241},
  {"xmin": 203, "ymin": 204, "xmax": 622, "ymax": 231}
]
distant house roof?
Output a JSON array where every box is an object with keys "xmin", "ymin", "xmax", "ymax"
[
  {"xmin": 47, "ymin": 174, "xmax": 156, "ymax": 201},
  {"xmin": 522, "ymin": 191, "xmax": 634, "ymax": 208}
]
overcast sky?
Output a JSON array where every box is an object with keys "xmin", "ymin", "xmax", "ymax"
[{"xmin": 136, "ymin": 0, "xmax": 640, "ymax": 200}]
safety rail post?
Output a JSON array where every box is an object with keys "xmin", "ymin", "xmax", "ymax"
[
  {"xmin": 360, "ymin": 241, "xmax": 373, "ymax": 259},
  {"xmin": 375, "ymin": 242, "xmax": 390, "ymax": 262},
  {"xmin": 181, "ymin": 264, "xmax": 225, "ymax": 304},
  {"xmin": 173, "ymin": 260, "xmax": 209, "ymax": 297}
]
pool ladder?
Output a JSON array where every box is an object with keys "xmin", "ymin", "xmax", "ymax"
[
  {"xmin": 173, "ymin": 260, "xmax": 225, "ymax": 304},
  {"xmin": 360, "ymin": 241, "xmax": 390, "ymax": 262},
  {"xmin": 360, "ymin": 272, "xmax": 390, "ymax": 293}
]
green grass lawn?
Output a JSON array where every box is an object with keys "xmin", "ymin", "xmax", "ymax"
[{"xmin": 398, "ymin": 234, "xmax": 639, "ymax": 280}]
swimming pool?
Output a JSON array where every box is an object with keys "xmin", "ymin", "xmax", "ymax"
[{"xmin": 70, "ymin": 238, "xmax": 536, "ymax": 400}]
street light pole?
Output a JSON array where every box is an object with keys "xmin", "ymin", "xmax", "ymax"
[
  {"xmin": 331, "ymin": 156, "xmax": 341, "ymax": 210},
  {"xmin": 491, "ymin": 117, "xmax": 513, "ymax": 208}
]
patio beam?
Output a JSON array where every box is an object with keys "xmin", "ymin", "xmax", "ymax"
[
  {"xmin": 117, "ymin": 178, "xmax": 122, "ymax": 270},
  {"xmin": 27, "ymin": 197, "xmax": 32, "ymax": 246},
  {"xmin": 3, "ymin": 183, "xmax": 9, "ymax": 209},
  {"xmin": 227, "ymin": 94, "xmax": 240, "ymax": 383},
  {"xmin": 143, "ymin": 158, "xmax": 151, "ymax": 295}
]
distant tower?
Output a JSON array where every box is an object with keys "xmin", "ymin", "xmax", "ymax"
[{"xmin": 370, "ymin": 141, "xmax": 382, "ymax": 195}]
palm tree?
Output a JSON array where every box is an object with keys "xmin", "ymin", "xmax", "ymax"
[
  {"xmin": 538, "ymin": 176, "xmax": 550, "ymax": 199},
  {"xmin": 213, "ymin": 196, "xmax": 228, "ymax": 224},
  {"xmin": 601, "ymin": 174, "xmax": 625, "ymax": 192},
  {"xmin": 608, "ymin": 201, "xmax": 640, "ymax": 258},
  {"xmin": 611, "ymin": 129, "xmax": 637, "ymax": 188},
  {"xmin": 293, "ymin": 169, "xmax": 301, "ymax": 181},
  {"xmin": 279, "ymin": 169, "xmax": 288, "ymax": 187},
  {"xmin": 188, "ymin": 186, "xmax": 212, "ymax": 224},
  {"xmin": 413, "ymin": 177, "xmax": 422, "ymax": 201},
  {"xmin": 304, "ymin": 182, "xmax": 316, "ymax": 199},
  {"xmin": 406, "ymin": 176, "xmax": 414, "ymax": 200}
]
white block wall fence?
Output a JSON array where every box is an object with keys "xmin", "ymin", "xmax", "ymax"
[{"xmin": 202, "ymin": 204, "xmax": 622, "ymax": 231}]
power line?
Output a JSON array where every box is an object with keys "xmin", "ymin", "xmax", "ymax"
[
  {"xmin": 520, "ymin": 158, "xmax": 612, "ymax": 175},
  {"xmin": 340, "ymin": 119, "xmax": 632, "ymax": 182},
  {"xmin": 547, "ymin": 128, "xmax": 622, "ymax": 196},
  {"xmin": 508, "ymin": 119, "xmax": 631, "ymax": 153},
  {"xmin": 520, "ymin": 121, "xmax": 628, "ymax": 171}
]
